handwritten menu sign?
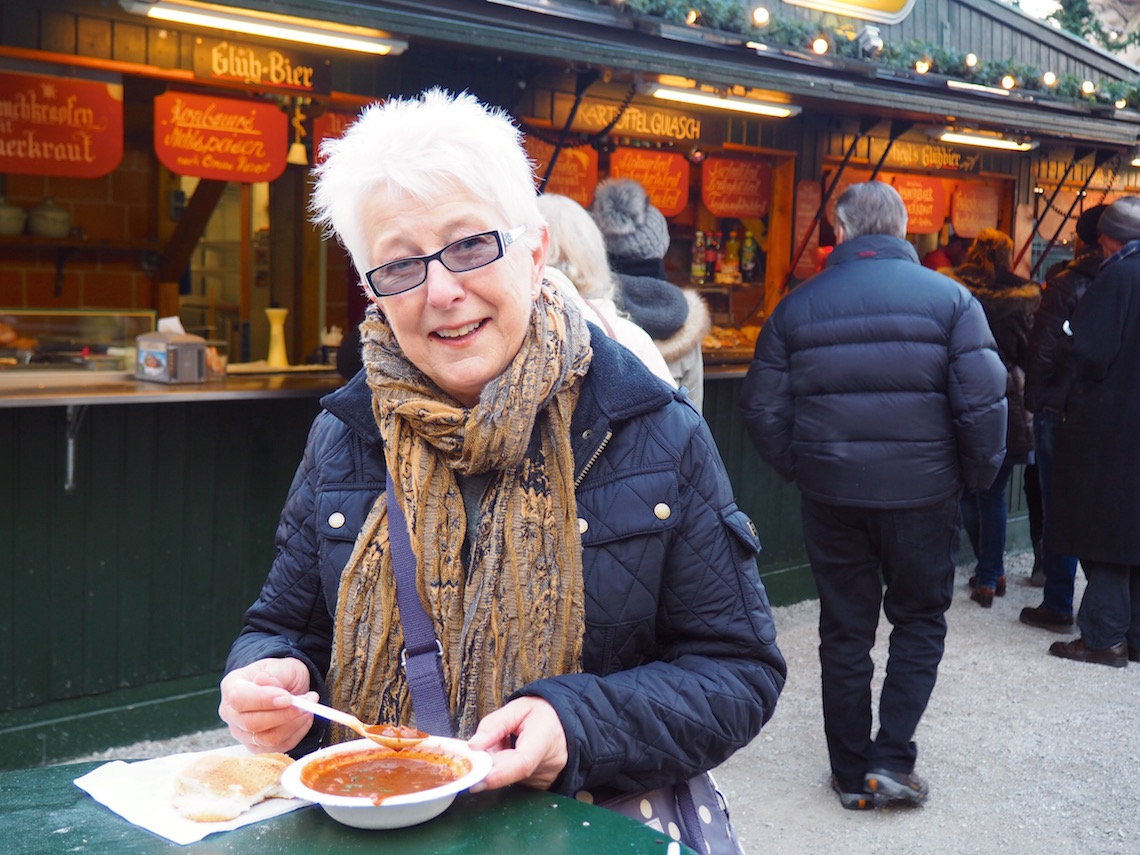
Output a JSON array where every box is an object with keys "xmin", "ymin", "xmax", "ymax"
[
  {"xmin": 154, "ymin": 91, "xmax": 286, "ymax": 183},
  {"xmin": 609, "ymin": 148, "xmax": 689, "ymax": 216},
  {"xmin": 702, "ymin": 156, "xmax": 771, "ymax": 219},
  {"xmin": 0, "ymin": 70, "xmax": 123, "ymax": 178},
  {"xmin": 950, "ymin": 182, "xmax": 999, "ymax": 238},
  {"xmin": 523, "ymin": 137, "xmax": 598, "ymax": 207},
  {"xmin": 892, "ymin": 175, "xmax": 946, "ymax": 234},
  {"xmin": 313, "ymin": 110, "xmax": 358, "ymax": 161},
  {"xmin": 793, "ymin": 180, "xmax": 822, "ymax": 279}
]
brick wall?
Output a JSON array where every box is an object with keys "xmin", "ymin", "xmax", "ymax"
[{"xmin": 0, "ymin": 142, "xmax": 158, "ymax": 310}]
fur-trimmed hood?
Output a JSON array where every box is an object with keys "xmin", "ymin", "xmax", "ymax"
[{"xmin": 653, "ymin": 289, "xmax": 711, "ymax": 364}]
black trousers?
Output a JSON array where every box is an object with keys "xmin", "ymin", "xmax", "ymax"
[{"xmin": 801, "ymin": 494, "xmax": 959, "ymax": 792}]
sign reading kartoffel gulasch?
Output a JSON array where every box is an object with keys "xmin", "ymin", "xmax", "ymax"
[
  {"xmin": 702, "ymin": 156, "xmax": 771, "ymax": 219},
  {"xmin": 0, "ymin": 70, "xmax": 123, "ymax": 178},
  {"xmin": 609, "ymin": 148, "xmax": 689, "ymax": 217},
  {"xmin": 154, "ymin": 91, "xmax": 286, "ymax": 183}
]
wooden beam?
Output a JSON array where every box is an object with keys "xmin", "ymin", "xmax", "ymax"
[{"xmin": 158, "ymin": 179, "xmax": 227, "ymax": 283}]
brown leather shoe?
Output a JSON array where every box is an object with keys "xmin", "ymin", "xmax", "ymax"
[
  {"xmin": 970, "ymin": 586, "xmax": 995, "ymax": 608},
  {"xmin": 1019, "ymin": 605, "xmax": 1075, "ymax": 633},
  {"xmin": 1048, "ymin": 638, "xmax": 1128, "ymax": 668},
  {"xmin": 969, "ymin": 574, "xmax": 1006, "ymax": 596}
]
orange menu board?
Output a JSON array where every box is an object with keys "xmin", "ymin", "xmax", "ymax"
[
  {"xmin": 951, "ymin": 182, "xmax": 1000, "ymax": 239},
  {"xmin": 609, "ymin": 147, "xmax": 689, "ymax": 216},
  {"xmin": 0, "ymin": 70, "xmax": 123, "ymax": 178},
  {"xmin": 701, "ymin": 156, "xmax": 771, "ymax": 219},
  {"xmin": 524, "ymin": 137, "xmax": 598, "ymax": 207},
  {"xmin": 892, "ymin": 175, "xmax": 946, "ymax": 235},
  {"xmin": 313, "ymin": 110, "xmax": 358, "ymax": 161},
  {"xmin": 154, "ymin": 91, "xmax": 286, "ymax": 183},
  {"xmin": 793, "ymin": 180, "xmax": 823, "ymax": 279}
]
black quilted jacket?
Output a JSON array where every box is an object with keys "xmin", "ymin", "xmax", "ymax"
[{"xmin": 225, "ymin": 328, "xmax": 786, "ymax": 796}]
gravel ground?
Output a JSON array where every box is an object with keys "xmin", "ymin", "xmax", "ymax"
[{"xmin": 70, "ymin": 550, "xmax": 1140, "ymax": 854}]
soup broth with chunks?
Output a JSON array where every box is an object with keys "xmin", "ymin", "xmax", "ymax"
[{"xmin": 301, "ymin": 748, "xmax": 470, "ymax": 805}]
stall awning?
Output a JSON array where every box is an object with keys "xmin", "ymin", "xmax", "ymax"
[{"xmin": 245, "ymin": 0, "xmax": 1140, "ymax": 149}]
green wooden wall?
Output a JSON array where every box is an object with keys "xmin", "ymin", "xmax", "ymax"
[{"xmin": 0, "ymin": 397, "xmax": 321, "ymax": 769}]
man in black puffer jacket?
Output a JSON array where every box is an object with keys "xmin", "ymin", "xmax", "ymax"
[
  {"xmin": 1019, "ymin": 205, "xmax": 1105, "ymax": 633},
  {"xmin": 741, "ymin": 182, "xmax": 1006, "ymax": 810}
]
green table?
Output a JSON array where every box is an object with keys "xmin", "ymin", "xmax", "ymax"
[{"xmin": 1, "ymin": 762, "xmax": 693, "ymax": 854}]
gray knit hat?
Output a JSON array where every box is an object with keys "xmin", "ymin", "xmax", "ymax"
[
  {"xmin": 590, "ymin": 178, "xmax": 671, "ymax": 261},
  {"xmin": 1097, "ymin": 197, "xmax": 1140, "ymax": 242}
]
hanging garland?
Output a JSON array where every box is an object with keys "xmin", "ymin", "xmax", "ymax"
[{"xmin": 582, "ymin": 0, "xmax": 1140, "ymax": 108}]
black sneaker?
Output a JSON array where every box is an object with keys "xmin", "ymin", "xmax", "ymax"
[
  {"xmin": 864, "ymin": 768, "xmax": 929, "ymax": 805},
  {"xmin": 830, "ymin": 775, "xmax": 877, "ymax": 810}
]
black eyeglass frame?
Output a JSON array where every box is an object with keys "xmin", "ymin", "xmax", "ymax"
[{"xmin": 363, "ymin": 225, "xmax": 526, "ymax": 298}]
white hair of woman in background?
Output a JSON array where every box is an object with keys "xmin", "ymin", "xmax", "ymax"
[{"xmin": 537, "ymin": 193, "xmax": 675, "ymax": 388}]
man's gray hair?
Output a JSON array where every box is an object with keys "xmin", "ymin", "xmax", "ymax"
[{"xmin": 834, "ymin": 182, "xmax": 908, "ymax": 240}]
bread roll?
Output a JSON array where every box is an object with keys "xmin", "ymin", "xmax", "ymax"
[{"xmin": 173, "ymin": 752, "xmax": 294, "ymax": 822}]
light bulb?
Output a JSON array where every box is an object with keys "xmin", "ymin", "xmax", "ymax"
[
  {"xmin": 1082, "ymin": 80, "xmax": 1095, "ymax": 95},
  {"xmin": 915, "ymin": 59, "xmax": 930, "ymax": 74},
  {"xmin": 965, "ymin": 53, "xmax": 978, "ymax": 68},
  {"xmin": 752, "ymin": 6, "xmax": 770, "ymax": 25},
  {"xmin": 686, "ymin": 8, "xmax": 698, "ymax": 24},
  {"xmin": 812, "ymin": 36, "xmax": 829, "ymax": 54},
  {"xmin": 1042, "ymin": 71, "xmax": 1056, "ymax": 86},
  {"xmin": 1116, "ymin": 98, "xmax": 1128, "ymax": 109},
  {"xmin": 1001, "ymin": 75, "xmax": 1016, "ymax": 90}
]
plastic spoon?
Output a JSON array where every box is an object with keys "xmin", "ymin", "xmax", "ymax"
[{"xmin": 291, "ymin": 696, "xmax": 428, "ymax": 750}]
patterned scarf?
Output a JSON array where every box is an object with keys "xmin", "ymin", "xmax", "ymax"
[{"xmin": 327, "ymin": 281, "xmax": 592, "ymax": 738}]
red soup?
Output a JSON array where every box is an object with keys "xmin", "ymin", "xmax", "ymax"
[{"xmin": 302, "ymin": 748, "xmax": 468, "ymax": 805}]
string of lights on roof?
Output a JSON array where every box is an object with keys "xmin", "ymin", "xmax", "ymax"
[{"xmin": 590, "ymin": 0, "xmax": 1140, "ymax": 109}]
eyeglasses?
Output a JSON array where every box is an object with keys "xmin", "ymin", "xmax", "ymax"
[{"xmin": 364, "ymin": 226, "xmax": 526, "ymax": 297}]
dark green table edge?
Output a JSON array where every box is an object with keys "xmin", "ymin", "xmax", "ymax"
[{"xmin": 0, "ymin": 761, "xmax": 696, "ymax": 854}]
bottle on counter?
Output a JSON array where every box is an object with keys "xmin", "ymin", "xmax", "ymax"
[
  {"xmin": 722, "ymin": 230, "xmax": 741, "ymax": 281},
  {"xmin": 690, "ymin": 230, "xmax": 706, "ymax": 285},
  {"xmin": 704, "ymin": 231, "xmax": 720, "ymax": 283},
  {"xmin": 741, "ymin": 231, "xmax": 758, "ymax": 282}
]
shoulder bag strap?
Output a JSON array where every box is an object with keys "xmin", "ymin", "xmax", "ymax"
[{"xmin": 385, "ymin": 469, "xmax": 455, "ymax": 737}]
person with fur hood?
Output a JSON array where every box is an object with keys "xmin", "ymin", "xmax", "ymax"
[
  {"xmin": 591, "ymin": 178, "xmax": 711, "ymax": 412},
  {"xmin": 950, "ymin": 228, "xmax": 1042, "ymax": 607}
]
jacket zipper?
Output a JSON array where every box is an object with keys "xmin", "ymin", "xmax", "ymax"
[{"xmin": 574, "ymin": 429, "xmax": 612, "ymax": 489}]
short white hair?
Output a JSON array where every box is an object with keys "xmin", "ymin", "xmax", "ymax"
[
  {"xmin": 834, "ymin": 181, "xmax": 908, "ymax": 240},
  {"xmin": 310, "ymin": 88, "xmax": 544, "ymax": 277},
  {"xmin": 537, "ymin": 193, "xmax": 617, "ymax": 302}
]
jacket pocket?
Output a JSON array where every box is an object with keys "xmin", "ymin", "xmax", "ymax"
[
  {"xmin": 720, "ymin": 503, "xmax": 762, "ymax": 559},
  {"xmin": 316, "ymin": 488, "xmax": 381, "ymax": 610},
  {"xmin": 576, "ymin": 467, "xmax": 679, "ymax": 547}
]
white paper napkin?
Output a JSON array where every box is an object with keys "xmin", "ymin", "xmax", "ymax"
[{"xmin": 73, "ymin": 744, "xmax": 312, "ymax": 846}]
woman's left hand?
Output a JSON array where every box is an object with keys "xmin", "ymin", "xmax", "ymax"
[{"xmin": 466, "ymin": 697, "xmax": 568, "ymax": 791}]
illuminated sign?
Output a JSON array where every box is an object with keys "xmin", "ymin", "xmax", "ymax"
[
  {"xmin": 610, "ymin": 148, "xmax": 689, "ymax": 216},
  {"xmin": 193, "ymin": 39, "xmax": 330, "ymax": 94}
]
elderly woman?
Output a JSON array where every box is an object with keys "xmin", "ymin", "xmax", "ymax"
[
  {"xmin": 537, "ymin": 192, "xmax": 674, "ymax": 386},
  {"xmin": 217, "ymin": 89, "xmax": 784, "ymax": 804}
]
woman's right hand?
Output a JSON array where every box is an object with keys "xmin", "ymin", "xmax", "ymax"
[{"xmin": 218, "ymin": 657, "xmax": 317, "ymax": 754}]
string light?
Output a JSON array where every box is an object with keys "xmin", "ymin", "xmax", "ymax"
[
  {"xmin": 915, "ymin": 58, "xmax": 930, "ymax": 74},
  {"xmin": 1042, "ymin": 71, "xmax": 1056, "ymax": 86},
  {"xmin": 1001, "ymin": 75, "xmax": 1016, "ymax": 90},
  {"xmin": 752, "ymin": 6, "xmax": 769, "ymax": 26},
  {"xmin": 965, "ymin": 53, "xmax": 978, "ymax": 68},
  {"xmin": 1116, "ymin": 98, "xmax": 1128, "ymax": 109},
  {"xmin": 1082, "ymin": 80, "xmax": 1096, "ymax": 95},
  {"xmin": 812, "ymin": 36, "xmax": 829, "ymax": 54}
]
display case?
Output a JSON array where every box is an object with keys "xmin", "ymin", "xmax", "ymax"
[{"xmin": 0, "ymin": 309, "xmax": 156, "ymax": 378}]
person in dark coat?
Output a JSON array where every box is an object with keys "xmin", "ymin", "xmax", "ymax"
[
  {"xmin": 591, "ymin": 178, "xmax": 711, "ymax": 412},
  {"xmin": 217, "ymin": 90, "xmax": 785, "ymax": 813},
  {"xmin": 741, "ymin": 182, "xmax": 1006, "ymax": 809},
  {"xmin": 950, "ymin": 229, "xmax": 1042, "ymax": 606},
  {"xmin": 1049, "ymin": 197, "xmax": 1140, "ymax": 668},
  {"xmin": 1019, "ymin": 205, "xmax": 1106, "ymax": 633}
]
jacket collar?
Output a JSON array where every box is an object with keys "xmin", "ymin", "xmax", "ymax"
[
  {"xmin": 319, "ymin": 323, "xmax": 676, "ymax": 469},
  {"xmin": 825, "ymin": 234, "xmax": 920, "ymax": 267},
  {"xmin": 1101, "ymin": 237, "xmax": 1140, "ymax": 270}
]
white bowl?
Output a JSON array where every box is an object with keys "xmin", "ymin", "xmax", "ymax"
[{"xmin": 280, "ymin": 737, "xmax": 492, "ymax": 830}]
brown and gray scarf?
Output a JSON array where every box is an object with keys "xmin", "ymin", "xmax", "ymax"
[{"xmin": 327, "ymin": 280, "xmax": 592, "ymax": 738}]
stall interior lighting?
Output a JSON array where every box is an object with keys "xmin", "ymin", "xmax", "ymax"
[
  {"xmin": 119, "ymin": 0, "xmax": 408, "ymax": 55},
  {"xmin": 649, "ymin": 86, "xmax": 800, "ymax": 118},
  {"xmin": 938, "ymin": 129, "xmax": 1038, "ymax": 152},
  {"xmin": 947, "ymin": 79, "xmax": 1010, "ymax": 96}
]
